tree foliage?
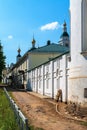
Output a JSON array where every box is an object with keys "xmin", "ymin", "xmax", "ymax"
[{"xmin": 0, "ymin": 40, "xmax": 6, "ymax": 81}]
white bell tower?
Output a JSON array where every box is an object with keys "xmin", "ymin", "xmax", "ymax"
[{"xmin": 69, "ymin": 0, "xmax": 87, "ymax": 106}]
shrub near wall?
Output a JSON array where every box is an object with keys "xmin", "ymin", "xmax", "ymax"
[{"xmin": 0, "ymin": 88, "xmax": 20, "ymax": 130}]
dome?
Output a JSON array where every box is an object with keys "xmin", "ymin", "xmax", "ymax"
[
  {"xmin": 32, "ymin": 38, "xmax": 36, "ymax": 44},
  {"xmin": 17, "ymin": 54, "xmax": 21, "ymax": 57},
  {"xmin": 18, "ymin": 48, "xmax": 21, "ymax": 53},
  {"xmin": 60, "ymin": 32, "xmax": 69, "ymax": 38}
]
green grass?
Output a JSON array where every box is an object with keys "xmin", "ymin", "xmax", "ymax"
[
  {"xmin": 81, "ymin": 121, "xmax": 87, "ymax": 126},
  {"xmin": 0, "ymin": 88, "xmax": 20, "ymax": 130}
]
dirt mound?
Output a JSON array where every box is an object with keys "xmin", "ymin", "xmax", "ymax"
[{"xmin": 65, "ymin": 102, "xmax": 87, "ymax": 120}]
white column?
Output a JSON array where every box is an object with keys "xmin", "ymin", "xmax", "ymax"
[
  {"xmin": 42, "ymin": 65, "xmax": 44, "ymax": 95},
  {"xmin": 50, "ymin": 61, "xmax": 54, "ymax": 98},
  {"xmin": 69, "ymin": 0, "xmax": 87, "ymax": 106}
]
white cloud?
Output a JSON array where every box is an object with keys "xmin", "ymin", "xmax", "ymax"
[
  {"xmin": 40, "ymin": 22, "xmax": 61, "ymax": 31},
  {"xmin": 8, "ymin": 35, "xmax": 13, "ymax": 40}
]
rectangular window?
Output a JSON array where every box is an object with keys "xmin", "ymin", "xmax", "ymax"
[{"xmin": 84, "ymin": 88, "xmax": 87, "ymax": 98}]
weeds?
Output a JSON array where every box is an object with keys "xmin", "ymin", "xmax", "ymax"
[{"xmin": 0, "ymin": 88, "xmax": 20, "ymax": 130}]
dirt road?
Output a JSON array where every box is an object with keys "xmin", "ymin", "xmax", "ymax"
[{"xmin": 10, "ymin": 90, "xmax": 87, "ymax": 130}]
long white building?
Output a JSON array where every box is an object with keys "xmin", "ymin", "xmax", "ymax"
[{"xmin": 4, "ymin": 0, "xmax": 87, "ymax": 106}]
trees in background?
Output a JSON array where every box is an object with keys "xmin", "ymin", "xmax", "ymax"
[{"xmin": 0, "ymin": 40, "xmax": 6, "ymax": 82}]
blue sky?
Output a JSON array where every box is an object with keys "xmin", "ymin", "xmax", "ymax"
[{"xmin": 0, "ymin": 0, "xmax": 70, "ymax": 65}]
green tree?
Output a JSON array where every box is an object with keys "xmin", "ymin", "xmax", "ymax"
[{"xmin": 0, "ymin": 40, "xmax": 6, "ymax": 82}]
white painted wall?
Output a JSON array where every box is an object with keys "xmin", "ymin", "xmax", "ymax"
[
  {"xmin": 44, "ymin": 62, "xmax": 53, "ymax": 97},
  {"xmin": 27, "ymin": 54, "xmax": 69, "ymax": 102},
  {"xmin": 82, "ymin": 0, "xmax": 87, "ymax": 51},
  {"xmin": 69, "ymin": 0, "xmax": 87, "ymax": 106}
]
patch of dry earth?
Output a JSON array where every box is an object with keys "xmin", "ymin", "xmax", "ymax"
[{"xmin": 10, "ymin": 90, "xmax": 87, "ymax": 130}]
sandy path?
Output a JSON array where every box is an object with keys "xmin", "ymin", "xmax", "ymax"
[{"xmin": 10, "ymin": 90, "xmax": 87, "ymax": 130}]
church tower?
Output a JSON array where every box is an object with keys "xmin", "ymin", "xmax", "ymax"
[
  {"xmin": 31, "ymin": 36, "xmax": 36, "ymax": 50},
  {"xmin": 69, "ymin": 0, "xmax": 87, "ymax": 106},
  {"xmin": 58, "ymin": 21, "xmax": 69, "ymax": 47},
  {"xmin": 16, "ymin": 48, "xmax": 21, "ymax": 62}
]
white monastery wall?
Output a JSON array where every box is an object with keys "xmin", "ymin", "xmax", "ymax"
[
  {"xmin": 69, "ymin": 0, "xmax": 87, "ymax": 106},
  {"xmin": 27, "ymin": 54, "xmax": 69, "ymax": 102}
]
